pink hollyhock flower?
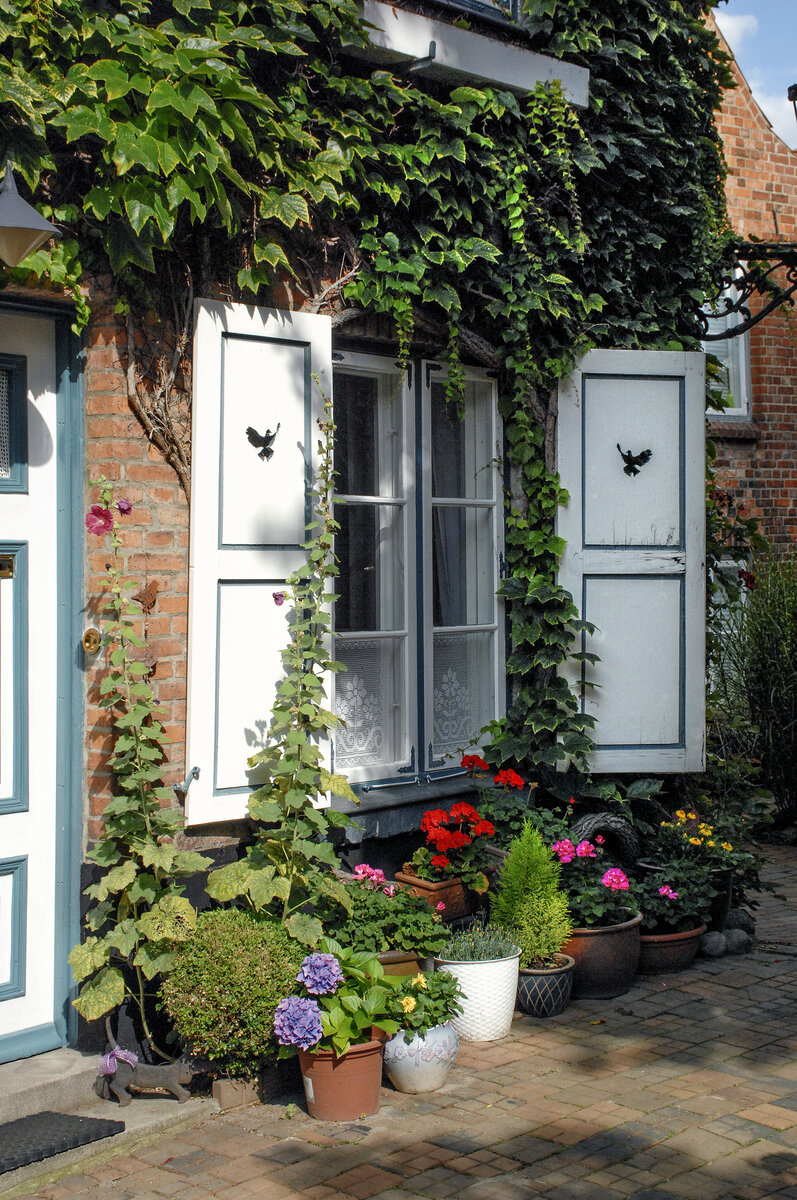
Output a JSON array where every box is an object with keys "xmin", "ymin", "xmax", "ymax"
[
  {"xmin": 576, "ymin": 840, "xmax": 596, "ymax": 858},
  {"xmin": 85, "ymin": 505, "xmax": 114, "ymax": 535},
  {"xmin": 435, "ymin": 901, "xmax": 446, "ymax": 912},
  {"xmin": 272, "ymin": 591, "xmax": 286, "ymax": 606},
  {"xmin": 658, "ymin": 884, "xmax": 679, "ymax": 899},
  {"xmin": 116, "ymin": 498, "xmax": 132, "ymax": 515},
  {"xmin": 595, "ymin": 835, "xmax": 605, "ymax": 844},
  {"xmin": 552, "ymin": 839, "xmax": 576, "ymax": 864},
  {"xmin": 602, "ymin": 868, "xmax": 630, "ymax": 891}
]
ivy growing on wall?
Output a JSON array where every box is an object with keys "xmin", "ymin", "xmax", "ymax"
[{"xmin": 0, "ymin": 0, "xmax": 733, "ymax": 777}]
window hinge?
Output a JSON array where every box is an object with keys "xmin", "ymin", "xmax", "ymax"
[
  {"xmin": 397, "ymin": 745, "xmax": 416, "ymax": 775},
  {"xmin": 426, "ymin": 363, "xmax": 442, "ymax": 388}
]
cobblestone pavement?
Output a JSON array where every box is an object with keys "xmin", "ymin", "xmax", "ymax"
[{"xmin": 30, "ymin": 849, "xmax": 797, "ymax": 1200}]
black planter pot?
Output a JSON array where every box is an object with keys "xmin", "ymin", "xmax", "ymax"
[{"xmin": 516, "ymin": 955, "xmax": 575, "ymax": 1017}]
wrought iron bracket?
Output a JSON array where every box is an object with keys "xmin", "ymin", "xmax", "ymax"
[{"xmin": 700, "ymin": 241, "xmax": 797, "ymax": 340}]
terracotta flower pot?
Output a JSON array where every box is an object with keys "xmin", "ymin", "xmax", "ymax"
[
  {"xmin": 517, "ymin": 954, "xmax": 575, "ymax": 1018},
  {"xmin": 638, "ymin": 924, "xmax": 706, "ymax": 974},
  {"xmin": 394, "ymin": 872, "xmax": 471, "ymax": 920},
  {"xmin": 298, "ymin": 1036, "xmax": 384, "ymax": 1121},
  {"xmin": 377, "ymin": 950, "xmax": 434, "ymax": 977},
  {"xmin": 562, "ymin": 911, "xmax": 642, "ymax": 999}
]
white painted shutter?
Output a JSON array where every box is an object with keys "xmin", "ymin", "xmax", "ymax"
[
  {"xmin": 186, "ymin": 301, "xmax": 331, "ymax": 825},
  {"xmin": 557, "ymin": 349, "xmax": 705, "ymax": 772}
]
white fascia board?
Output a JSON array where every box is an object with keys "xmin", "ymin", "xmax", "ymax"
[{"xmin": 353, "ymin": 1, "xmax": 589, "ymax": 108}]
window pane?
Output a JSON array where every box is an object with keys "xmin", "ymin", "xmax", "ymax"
[
  {"xmin": 335, "ymin": 503, "xmax": 405, "ymax": 632},
  {"xmin": 432, "ymin": 506, "xmax": 495, "ymax": 626},
  {"xmin": 431, "ymin": 379, "xmax": 493, "ymax": 499},
  {"xmin": 432, "ymin": 631, "xmax": 495, "ymax": 761},
  {"xmin": 334, "ymin": 637, "xmax": 407, "ymax": 770},
  {"xmin": 334, "ymin": 370, "xmax": 402, "ymax": 496}
]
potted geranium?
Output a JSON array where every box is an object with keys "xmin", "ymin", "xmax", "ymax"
[
  {"xmin": 490, "ymin": 822, "xmax": 575, "ymax": 1018},
  {"xmin": 396, "ymin": 801, "xmax": 496, "ymax": 919},
  {"xmin": 632, "ymin": 868, "xmax": 713, "ymax": 974},
  {"xmin": 273, "ymin": 939, "xmax": 401, "ymax": 1121},
  {"xmin": 553, "ymin": 837, "xmax": 642, "ymax": 999},
  {"xmin": 382, "ymin": 970, "xmax": 464, "ymax": 1094},
  {"xmin": 435, "ymin": 925, "xmax": 521, "ymax": 1042},
  {"xmin": 323, "ymin": 864, "xmax": 448, "ymax": 973}
]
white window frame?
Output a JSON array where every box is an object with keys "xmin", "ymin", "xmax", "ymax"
[
  {"xmin": 331, "ymin": 352, "xmax": 505, "ymax": 790},
  {"xmin": 703, "ymin": 286, "xmax": 752, "ymax": 419}
]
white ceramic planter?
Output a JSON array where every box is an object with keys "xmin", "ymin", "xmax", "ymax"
[
  {"xmin": 383, "ymin": 1022, "xmax": 459, "ymax": 1093},
  {"xmin": 435, "ymin": 949, "xmax": 521, "ymax": 1042}
]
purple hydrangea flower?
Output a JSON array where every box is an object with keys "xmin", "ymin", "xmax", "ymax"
[
  {"xmin": 296, "ymin": 953, "xmax": 344, "ymax": 995},
  {"xmin": 273, "ymin": 996, "xmax": 323, "ymax": 1050}
]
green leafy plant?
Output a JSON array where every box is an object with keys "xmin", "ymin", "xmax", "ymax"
[
  {"xmin": 490, "ymin": 821, "xmax": 573, "ymax": 968},
  {"xmin": 206, "ymin": 398, "xmax": 355, "ymax": 944},
  {"xmin": 69, "ymin": 479, "xmax": 211, "ymax": 1049},
  {"xmin": 630, "ymin": 871, "xmax": 715, "ymax": 936},
  {"xmin": 550, "ymin": 837, "xmax": 638, "ymax": 929},
  {"xmin": 159, "ymin": 909, "xmax": 305, "ymax": 1078},
  {"xmin": 322, "ymin": 866, "xmax": 447, "ymax": 958},
  {"xmin": 387, "ymin": 970, "xmax": 464, "ymax": 1041},
  {"xmin": 437, "ymin": 925, "xmax": 519, "ymax": 962},
  {"xmin": 274, "ymin": 939, "xmax": 401, "ymax": 1058},
  {"xmin": 512, "ymin": 894, "xmax": 574, "ymax": 970}
]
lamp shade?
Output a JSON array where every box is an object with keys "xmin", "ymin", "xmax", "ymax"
[{"xmin": 0, "ymin": 167, "xmax": 61, "ymax": 267}]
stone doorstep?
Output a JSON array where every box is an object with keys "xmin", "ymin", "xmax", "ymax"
[
  {"xmin": 0, "ymin": 1095, "xmax": 217, "ymax": 1199},
  {"xmin": 0, "ymin": 1050, "xmax": 99, "ymax": 1127}
]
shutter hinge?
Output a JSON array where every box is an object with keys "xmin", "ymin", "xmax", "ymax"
[{"xmin": 174, "ymin": 765, "xmax": 200, "ymax": 803}]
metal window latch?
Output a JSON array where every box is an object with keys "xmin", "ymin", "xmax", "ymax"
[
  {"xmin": 0, "ymin": 555, "xmax": 14, "ymax": 578},
  {"xmin": 174, "ymin": 765, "xmax": 200, "ymax": 803}
]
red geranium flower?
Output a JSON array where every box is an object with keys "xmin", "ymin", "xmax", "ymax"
[
  {"xmin": 446, "ymin": 830, "xmax": 472, "ymax": 850},
  {"xmin": 430, "ymin": 854, "xmax": 451, "ymax": 870},
  {"xmin": 427, "ymin": 827, "xmax": 456, "ymax": 851},
  {"xmin": 461, "ymin": 754, "xmax": 489, "ymax": 774},
  {"xmin": 420, "ymin": 808, "xmax": 450, "ymax": 833},
  {"xmin": 494, "ymin": 769, "xmax": 524, "ymax": 790},
  {"xmin": 450, "ymin": 801, "xmax": 481, "ymax": 824},
  {"xmin": 472, "ymin": 819, "xmax": 495, "ymax": 838}
]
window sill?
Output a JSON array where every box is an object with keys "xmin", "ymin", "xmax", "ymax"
[
  {"xmin": 333, "ymin": 775, "xmax": 480, "ymax": 842},
  {"xmin": 707, "ymin": 417, "xmax": 759, "ymax": 441}
]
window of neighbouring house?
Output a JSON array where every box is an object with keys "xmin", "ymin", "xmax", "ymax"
[
  {"xmin": 703, "ymin": 290, "xmax": 751, "ymax": 418},
  {"xmin": 331, "ymin": 352, "xmax": 505, "ymax": 788}
]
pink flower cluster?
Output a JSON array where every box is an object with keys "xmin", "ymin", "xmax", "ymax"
[
  {"xmin": 602, "ymin": 868, "xmax": 630, "ymax": 891},
  {"xmin": 353, "ymin": 863, "xmax": 395, "ymax": 896},
  {"xmin": 552, "ymin": 839, "xmax": 596, "ymax": 863},
  {"xmin": 658, "ymin": 884, "xmax": 679, "ymax": 899}
]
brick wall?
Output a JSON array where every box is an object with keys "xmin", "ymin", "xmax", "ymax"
[
  {"xmin": 82, "ymin": 280, "xmax": 190, "ymax": 846},
  {"xmin": 709, "ymin": 19, "xmax": 797, "ymax": 549}
]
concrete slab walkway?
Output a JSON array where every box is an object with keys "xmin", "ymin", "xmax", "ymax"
[{"xmin": 6, "ymin": 848, "xmax": 796, "ymax": 1200}]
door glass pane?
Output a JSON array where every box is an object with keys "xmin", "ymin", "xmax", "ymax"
[
  {"xmin": 334, "ymin": 637, "xmax": 406, "ymax": 770},
  {"xmin": 334, "ymin": 503, "xmax": 405, "ymax": 632},
  {"xmin": 432, "ymin": 630, "xmax": 495, "ymax": 761},
  {"xmin": 432, "ymin": 506, "xmax": 494, "ymax": 626},
  {"xmin": 0, "ymin": 370, "xmax": 9, "ymax": 478},
  {"xmin": 431, "ymin": 380, "xmax": 493, "ymax": 499},
  {"xmin": 334, "ymin": 370, "xmax": 402, "ymax": 496}
]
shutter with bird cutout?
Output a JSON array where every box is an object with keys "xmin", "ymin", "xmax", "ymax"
[
  {"xmin": 557, "ymin": 349, "xmax": 706, "ymax": 772},
  {"xmin": 185, "ymin": 301, "xmax": 331, "ymax": 825}
]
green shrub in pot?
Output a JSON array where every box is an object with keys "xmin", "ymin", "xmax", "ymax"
[
  {"xmin": 159, "ymin": 909, "xmax": 303, "ymax": 1078},
  {"xmin": 490, "ymin": 821, "xmax": 573, "ymax": 969}
]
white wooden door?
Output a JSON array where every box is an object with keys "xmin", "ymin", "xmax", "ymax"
[
  {"xmin": 186, "ymin": 302, "xmax": 331, "ymax": 825},
  {"xmin": 557, "ymin": 349, "xmax": 706, "ymax": 772},
  {"xmin": 0, "ymin": 312, "xmax": 61, "ymax": 1053}
]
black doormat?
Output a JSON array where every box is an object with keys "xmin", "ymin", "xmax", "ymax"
[{"xmin": 0, "ymin": 1111, "xmax": 125, "ymax": 1175}]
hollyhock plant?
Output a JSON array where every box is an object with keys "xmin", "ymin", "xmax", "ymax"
[
  {"xmin": 407, "ymin": 800, "xmax": 496, "ymax": 893},
  {"xmin": 85, "ymin": 504, "xmax": 114, "ymax": 535}
]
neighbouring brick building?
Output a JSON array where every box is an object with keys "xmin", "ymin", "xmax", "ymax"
[{"xmin": 709, "ymin": 17, "xmax": 797, "ymax": 549}]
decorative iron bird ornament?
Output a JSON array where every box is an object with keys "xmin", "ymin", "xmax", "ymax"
[
  {"xmin": 246, "ymin": 423, "xmax": 281, "ymax": 460},
  {"xmin": 616, "ymin": 443, "xmax": 652, "ymax": 477}
]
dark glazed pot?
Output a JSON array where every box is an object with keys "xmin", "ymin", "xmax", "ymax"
[
  {"xmin": 562, "ymin": 911, "xmax": 642, "ymax": 999},
  {"xmin": 638, "ymin": 924, "xmax": 706, "ymax": 974},
  {"xmin": 517, "ymin": 954, "xmax": 575, "ymax": 1018}
]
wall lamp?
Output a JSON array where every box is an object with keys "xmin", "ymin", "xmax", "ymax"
[{"xmin": 0, "ymin": 165, "xmax": 61, "ymax": 268}]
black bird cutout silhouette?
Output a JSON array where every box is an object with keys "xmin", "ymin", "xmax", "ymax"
[
  {"xmin": 246, "ymin": 423, "xmax": 281, "ymax": 460},
  {"xmin": 617, "ymin": 443, "xmax": 652, "ymax": 477}
]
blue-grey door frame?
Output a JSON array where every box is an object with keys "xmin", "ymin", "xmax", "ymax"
[{"xmin": 0, "ymin": 296, "xmax": 83, "ymax": 1063}]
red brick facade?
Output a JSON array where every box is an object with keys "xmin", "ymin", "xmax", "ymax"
[{"xmin": 709, "ymin": 18, "xmax": 797, "ymax": 549}]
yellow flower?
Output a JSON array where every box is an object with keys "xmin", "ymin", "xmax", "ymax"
[
  {"xmin": 660, "ymin": 821, "xmax": 673, "ymax": 828},
  {"xmin": 675, "ymin": 809, "xmax": 686, "ymax": 821},
  {"xmin": 688, "ymin": 837, "xmax": 703, "ymax": 846},
  {"xmin": 706, "ymin": 840, "xmax": 715, "ymax": 848},
  {"xmin": 687, "ymin": 811, "xmax": 697, "ymax": 820},
  {"xmin": 721, "ymin": 841, "xmax": 733, "ymax": 852},
  {"xmin": 698, "ymin": 823, "xmax": 712, "ymax": 836},
  {"xmin": 401, "ymin": 995, "xmax": 416, "ymax": 1014},
  {"xmin": 412, "ymin": 972, "xmax": 428, "ymax": 989}
]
